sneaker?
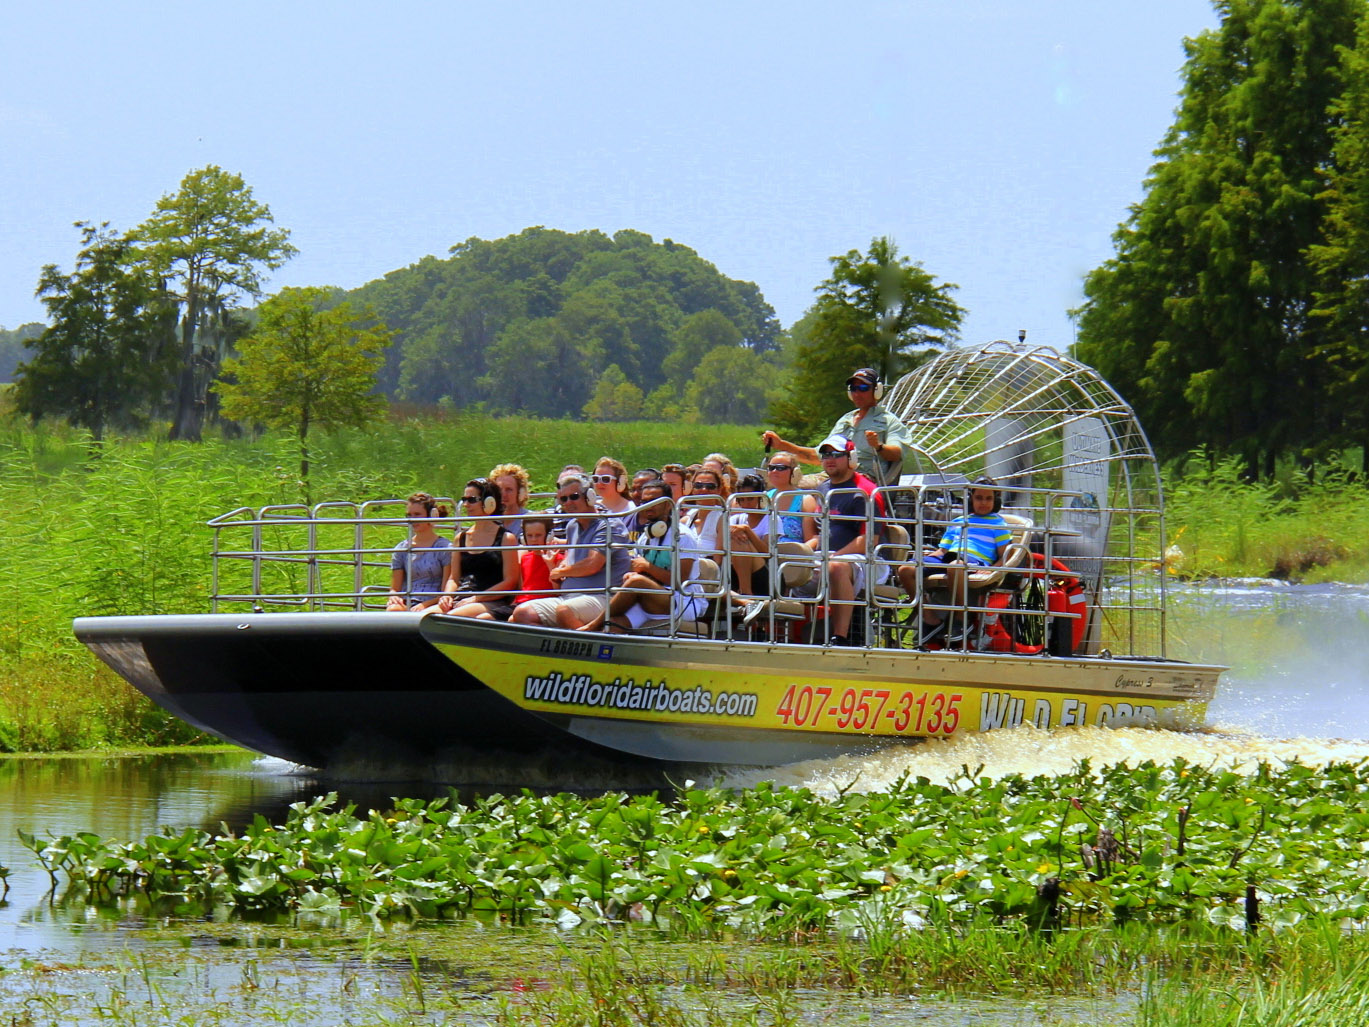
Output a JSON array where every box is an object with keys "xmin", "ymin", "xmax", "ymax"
[{"xmin": 741, "ymin": 599, "xmax": 768, "ymax": 629}]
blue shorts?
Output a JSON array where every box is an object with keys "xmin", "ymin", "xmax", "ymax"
[{"xmin": 923, "ymin": 552, "xmax": 990, "ymax": 568}]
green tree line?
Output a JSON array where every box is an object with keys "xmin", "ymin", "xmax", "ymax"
[
  {"xmin": 1075, "ymin": 0, "xmax": 1369, "ymax": 477},
  {"xmin": 11, "ymin": 159, "xmax": 964, "ymax": 441}
]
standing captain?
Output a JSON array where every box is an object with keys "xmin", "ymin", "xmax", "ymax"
[{"xmin": 761, "ymin": 367, "xmax": 911, "ymax": 486}]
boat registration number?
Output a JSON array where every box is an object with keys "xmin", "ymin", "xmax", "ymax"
[{"xmin": 774, "ymin": 685, "xmax": 962, "ymax": 735}]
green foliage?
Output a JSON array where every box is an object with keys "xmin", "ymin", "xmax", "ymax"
[
  {"xmin": 683, "ymin": 345, "xmax": 777, "ymax": 425},
  {"xmin": 771, "ymin": 237, "xmax": 963, "ymax": 439},
  {"xmin": 1308, "ymin": 8, "xmax": 1369, "ymax": 467},
  {"xmin": 133, "ymin": 164, "xmax": 296, "ymax": 442},
  {"xmin": 216, "ymin": 287, "xmax": 393, "ymax": 487},
  {"xmin": 1075, "ymin": 0, "xmax": 1366, "ymax": 476},
  {"xmin": 349, "ymin": 227, "xmax": 779, "ymax": 419},
  {"xmin": 583, "ymin": 364, "xmax": 646, "ymax": 422},
  {"xmin": 13, "ymin": 224, "xmax": 177, "ymax": 440},
  {"xmin": 27, "ymin": 759, "xmax": 1369, "ymax": 935}
]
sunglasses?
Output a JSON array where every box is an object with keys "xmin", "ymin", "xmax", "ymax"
[
  {"xmin": 692, "ymin": 481, "xmax": 720, "ymax": 491},
  {"xmin": 557, "ymin": 491, "xmax": 585, "ymax": 503},
  {"xmin": 765, "ymin": 463, "xmax": 793, "ymax": 473},
  {"xmin": 590, "ymin": 474, "xmax": 617, "ymax": 484},
  {"xmin": 847, "ymin": 382, "xmax": 873, "ymax": 392},
  {"xmin": 819, "ymin": 449, "xmax": 849, "ymax": 459},
  {"xmin": 462, "ymin": 495, "xmax": 483, "ymax": 504}
]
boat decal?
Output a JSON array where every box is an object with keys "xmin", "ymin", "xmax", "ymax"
[
  {"xmin": 442, "ymin": 645, "xmax": 1209, "ymax": 738},
  {"xmin": 524, "ymin": 670, "xmax": 758, "ymax": 718}
]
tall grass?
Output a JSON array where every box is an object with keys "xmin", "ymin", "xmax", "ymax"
[
  {"xmin": 1164, "ymin": 452, "xmax": 1369, "ymax": 580},
  {"xmin": 0, "ymin": 416, "xmax": 763, "ymax": 751}
]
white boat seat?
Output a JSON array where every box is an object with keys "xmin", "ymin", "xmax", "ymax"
[{"xmin": 922, "ymin": 514, "xmax": 1034, "ymax": 594}]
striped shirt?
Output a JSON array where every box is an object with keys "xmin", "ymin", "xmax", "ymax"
[{"xmin": 938, "ymin": 514, "xmax": 1011, "ymax": 565}]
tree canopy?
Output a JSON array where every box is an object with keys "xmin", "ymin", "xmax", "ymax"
[
  {"xmin": 13, "ymin": 223, "xmax": 176, "ymax": 441},
  {"xmin": 771, "ymin": 237, "xmax": 963, "ymax": 440},
  {"xmin": 347, "ymin": 227, "xmax": 780, "ymax": 420},
  {"xmin": 1074, "ymin": 0, "xmax": 1367, "ymax": 475},
  {"xmin": 134, "ymin": 165, "xmax": 296, "ymax": 442},
  {"xmin": 215, "ymin": 287, "xmax": 392, "ymax": 488}
]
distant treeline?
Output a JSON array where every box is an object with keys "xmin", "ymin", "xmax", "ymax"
[
  {"xmin": 0, "ymin": 323, "xmax": 42, "ymax": 383},
  {"xmin": 343, "ymin": 226, "xmax": 786, "ymax": 423}
]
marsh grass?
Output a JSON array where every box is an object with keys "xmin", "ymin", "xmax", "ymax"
[
  {"xmin": 1164, "ymin": 452, "xmax": 1369, "ymax": 580},
  {"xmin": 6, "ymin": 917, "xmax": 1368, "ymax": 1027}
]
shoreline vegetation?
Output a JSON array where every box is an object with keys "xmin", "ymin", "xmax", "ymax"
[{"xmin": 0, "ymin": 415, "xmax": 1366, "ymax": 754}]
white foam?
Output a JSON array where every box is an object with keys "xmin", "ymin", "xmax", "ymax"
[{"xmin": 720, "ymin": 724, "xmax": 1369, "ymax": 795}]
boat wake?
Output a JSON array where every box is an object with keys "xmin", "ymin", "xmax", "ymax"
[{"xmin": 718, "ymin": 723, "xmax": 1369, "ymax": 795}]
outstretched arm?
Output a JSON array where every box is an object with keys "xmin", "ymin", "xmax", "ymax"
[{"xmin": 761, "ymin": 431, "xmax": 820, "ymax": 466}]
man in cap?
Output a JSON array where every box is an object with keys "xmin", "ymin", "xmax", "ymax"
[
  {"xmin": 761, "ymin": 367, "xmax": 911, "ymax": 485},
  {"xmin": 791, "ymin": 434, "xmax": 888, "ymax": 645}
]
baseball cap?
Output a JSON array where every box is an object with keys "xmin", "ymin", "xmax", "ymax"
[
  {"xmin": 846, "ymin": 367, "xmax": 880, "ymax": 388},
  {"xmin": 816, "ymin": 434, "xmax": 855, "ymax": 456}
]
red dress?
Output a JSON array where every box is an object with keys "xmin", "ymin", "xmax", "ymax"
[{"xmin": 515, "ymin": 549, "xmax": 555, "ymax": 605}]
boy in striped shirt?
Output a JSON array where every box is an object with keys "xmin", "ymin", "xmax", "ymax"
[{"xmin": 898, "ymin": 477, "xmax": 1011, "ymax": 641}]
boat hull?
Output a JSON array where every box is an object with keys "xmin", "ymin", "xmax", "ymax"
[{"xmin": 75, "ymin": 612, "xmax": 1220, "ymax": 780}]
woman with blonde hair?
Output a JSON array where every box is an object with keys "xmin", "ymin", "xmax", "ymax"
[
  {"xmin": 681, "ymin": 465, "xmax": 730, "ymax": 559},
  {"xmin": 590, "ymin": 456, "xmax": 636, "ymax": 535}
]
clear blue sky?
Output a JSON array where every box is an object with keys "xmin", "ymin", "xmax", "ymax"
[{"xmin": 2, "ymin": 1, "xmax": 1218, "ymax": 350}]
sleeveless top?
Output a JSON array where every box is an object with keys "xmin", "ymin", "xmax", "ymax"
[
  {"xmin": 767, "ymin": 488, "xmax": 806, "ymax": 543},
  {"xmin": 456, "ymin": 526, "xmax": 512, "ymax": 592}
]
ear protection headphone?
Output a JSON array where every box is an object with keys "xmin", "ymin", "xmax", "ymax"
[
  {"xmin": 647, "ymin": 518, "xmax": 669, "ymax": 539},
  {"xmin": 617, "ymin": 472, "xmax": 628, "ymax": 492},
  {"xmin": 467, "ymin": 478, "xmax": 501, "ymax": 516},
  {"xmin": 848, "ymin": 370, "xmax": 884, "ymax": 401}
]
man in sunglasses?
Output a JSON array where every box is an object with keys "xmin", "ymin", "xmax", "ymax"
[
  {"xmin": 760, "ymin": 367, "xmax": 911, "ymax": 486},
  {"xmin": 509, "ymin": 472, "xmax": 633, "ymax": 629},
  {"xmin": 790, "ymin": 435, "xmax": 888, "ymax": 645}
]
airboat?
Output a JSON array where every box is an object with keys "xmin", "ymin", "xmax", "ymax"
[{"xmin": 74, "ymin": 342, "xmax": 1222, "ymax": 780}]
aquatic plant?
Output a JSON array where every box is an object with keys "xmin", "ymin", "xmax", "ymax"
[{"xmin": 19, "ymin": 758, "xmax": 1369, "ymax": 934}]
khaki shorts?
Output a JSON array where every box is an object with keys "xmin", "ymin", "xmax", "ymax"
[{"xmin": 518, "ymin": 593, "xmax": 610, "ymax": 627}]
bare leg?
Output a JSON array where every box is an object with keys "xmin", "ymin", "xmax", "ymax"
[{"xmin": 828, "ymin": 561, "xmax": 855, "ymax": 638}]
